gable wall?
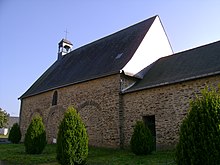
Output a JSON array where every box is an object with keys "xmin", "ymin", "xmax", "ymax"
[
  {"xmin": 122, "ymin": 16, "xmax": 173, "ymax": 76},
  {"xmin": 122, "ymin": 75, "xmax": 220, "ymax": 150},
  {"xmin": 20, "ymin": 74, "xmax": 122, "ymax": 148}
]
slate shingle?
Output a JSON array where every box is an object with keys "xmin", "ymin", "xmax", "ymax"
[
  {"xmin": 20, "ymin": 16, "xmax": 157, "ymax": 98},
  {"xmin": 126, "ymin": 40, "xmax": 220, "ymax": 93}
]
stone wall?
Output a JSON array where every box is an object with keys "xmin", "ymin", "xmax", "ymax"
[
  {"xmin": 122, "ymin": 75, "xmax": 220, "ymax": 150},
  {"xmin": 20, "ymin": 74, "xmax": 122, "ymax": 148},
  {"xmin": 20, "ymin": 72, "xmax": 220, "ymax": 149},
  {"xmin": 120, "ymin": 74, "xmax": 138, "ymax": 92}
]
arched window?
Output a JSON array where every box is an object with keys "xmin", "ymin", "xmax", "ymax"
[{"xmin": 52, "ymin": 91, "xmax": 58, "ymax": 106}]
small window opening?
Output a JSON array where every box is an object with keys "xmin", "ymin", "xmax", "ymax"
[{"xmin": 52, "ymin": 91, "xmax": 58, "ymax": 106}]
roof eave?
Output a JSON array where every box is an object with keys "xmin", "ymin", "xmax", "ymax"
[
  {"xmin": 19, "ymin": 71, "xmax": 120, "ymax": 100},
  {"xmin": 123, "ymin": 71, "xmax": 220, "ymax": 94}
]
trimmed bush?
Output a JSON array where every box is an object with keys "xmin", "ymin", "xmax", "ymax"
[
  {"xmin": 24, "ymin": 115, "xmax": 47, "ymax": 154},
  {"xmin": 8, "ymin": 123, "xmax": 21, "ymax": 143},
  {"xmin": 175, "ymin": 87, "xmax": 220, "ymax": 165},
  {"xmin": 56, "ymin": 106, "xmax": 88, "ymax": 165},
  {"xmin": 130, "ymin": 120, "xmax": 154, "ymax": 155}
]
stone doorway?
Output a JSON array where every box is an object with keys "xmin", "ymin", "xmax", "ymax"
[
  {"xmin": 143, "ymin": 115, "xmax": 156, "ymax": 150},
  {"xmin": 78, "ymin": 101, "xmax": 103, "ymax": 147},
  {"xmin": 46, "ymin": 106, "xmax": 65, "ymax": 143}
]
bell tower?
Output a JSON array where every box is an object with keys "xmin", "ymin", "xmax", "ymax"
[{"xmin": 58, "ymin": 38, "xmax": 73, "ymax": 60}]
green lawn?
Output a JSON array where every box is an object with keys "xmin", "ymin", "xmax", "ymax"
[{"xmin": 0, "ymin": 144, "xmax": 176, "ymax": 165}]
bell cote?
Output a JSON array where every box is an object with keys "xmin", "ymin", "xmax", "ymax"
[{"xmin": 58, "ymin": 39, "xmax": 73, "ymax": 60}]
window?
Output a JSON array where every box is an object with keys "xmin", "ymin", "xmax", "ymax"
[{"xmin": 52, "ymin": 91, "xmax": 58, "ymax": 106}]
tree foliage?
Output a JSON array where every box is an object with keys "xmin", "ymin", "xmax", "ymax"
[
  {"xmin": 56, "ymin": 106, "xmax": 88, "ymax": 165},
  {"xmin": 8, "ymin": 123, "xmax": 21, "ymax": 143},
  {"xmin": 130, "ymin": 120, "xmax": 154, "ymax": 155},
  {"xmin": 0, "ymin": 108, "xmax": 9, "ymax": 128},
  {"xmin": 24, "ymin": 115, "xmax": 47, "ymax": 154},
  {"xmin": 175, "ymin": 87, "xmax": 220, "ymax": 165}
]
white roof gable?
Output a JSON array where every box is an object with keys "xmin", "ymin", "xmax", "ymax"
[{"xmin": 122, "ymin": 16, "xmax": 173, "ymax": 77}]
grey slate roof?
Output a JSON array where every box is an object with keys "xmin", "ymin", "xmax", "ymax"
[
  {"xmin": 20, "ymin": 16, "xmax": 157, "ymax": 99},
  {"xmin": 126, "ymin": 40, "xmax": 220, "ymax": 93}
]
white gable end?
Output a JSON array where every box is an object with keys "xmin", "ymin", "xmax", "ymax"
[{"xmin": 122, "ymin": 16, "xmax": 173, "ymax": 77}]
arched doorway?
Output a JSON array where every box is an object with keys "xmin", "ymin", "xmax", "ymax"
[
  {"xmin": 29, "ymin": 109, "xmax": 45, "ymax": 124},
  {"xmin": 46, "ymin": 106, "xmax": 65, "ymax": 143},
  {"xmin": 78, "ymin": 101, "xmax": 103, "ymax": 147}
]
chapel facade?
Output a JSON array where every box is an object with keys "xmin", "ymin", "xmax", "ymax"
[{"xmin": 19, "ymin": 15, "xmax": 220, "ymax": 149}]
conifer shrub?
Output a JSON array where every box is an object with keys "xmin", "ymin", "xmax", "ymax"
[
  {"xmin": 56, "ymin": 106, "xmax": 88, "ymax": 165},
  {"xmin": 24, "ymin": 115, "xmax": 47, "ymax": 154},
  {"xmin": 175, "ymin": 87, "xmax": 220, "ymax": 165},
  {"xmin": 8, "ymin": 123, "xmax": 21, "ymax": 144},
  {"xmin": 130, "ymin": 120, "xmax": 154, "ymax": 155}
]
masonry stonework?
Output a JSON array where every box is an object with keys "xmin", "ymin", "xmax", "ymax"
[
  {"xmin": 20, "ymin": 74, "xmax": 122, "ymax": 148},
  {"xmin": 20, "ymin": 73, "xmax": 220, "ymax": 149},
  {"xmin": 122, "ymin": 75, "xmax": 220, "ymax": 149},
  {"xmin": 19, "ymin": 15, "xmax": 220, "ymax": 150}
]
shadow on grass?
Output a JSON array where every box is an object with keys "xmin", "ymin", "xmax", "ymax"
[{"xmin": 0, "ymin": 144, "xmax": 175, "ymax": 165}]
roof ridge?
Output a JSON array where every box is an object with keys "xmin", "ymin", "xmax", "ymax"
[
  {"xmin": 176, "ymin": 40, "xmax": 220, "ymax": 55},
  {"xmin": 157, "ymin": 40, "xmax": 220, "ymax": 62},
  {"xmin": 20, "ymin": 16, "xmax": 157, "ymax": 99},
  {"xmin": 70, "ymin": 16, "xmax": 157, "ymax": 54},
  {"xmin": 124, "ymin": 39, "xmax": 220, "ymax": 93}
]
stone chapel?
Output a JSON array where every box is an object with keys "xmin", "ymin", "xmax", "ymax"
[{"xmin": 19, "ymin": 15, "xmax": 220, "ymax": 150}]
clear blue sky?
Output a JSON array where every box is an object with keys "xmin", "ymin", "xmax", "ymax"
[{"xmin": 1, "ymin": 1, "xmax": 220, "ymax": 117}]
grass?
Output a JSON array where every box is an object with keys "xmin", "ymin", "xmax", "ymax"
[
  {"xmin": 0, "ymin": 144, "xmax": 56, "ymax": 165},
  {"xmin": 87, "ymin": 147, "xmax": 175, "ymax": 165},
  {"xmin": 0, "ymin": 144, "xmax": 176, "ymax": 165}
]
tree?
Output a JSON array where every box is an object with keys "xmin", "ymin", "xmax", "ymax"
[
  {"xmin": 130, "ymin": 120, "xmax": 154, "ymax": 155},
  {"xmin": 0, "ymin": 108, "xmax": 9, "ymax": 128},
  {"xmin": 175, "ymin": 87, "xmax": 220, "ymax": 165},
  {"xmin": 24, "ymin": 115, "xmax": 47, "ymax": 154},
  {"xmin": 8, "ymin": 123, "xmax": 21, "ymax": 143},
  {"xmin": 57, "ymin": 106, "xmax": 88, "ymax": 165}
]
